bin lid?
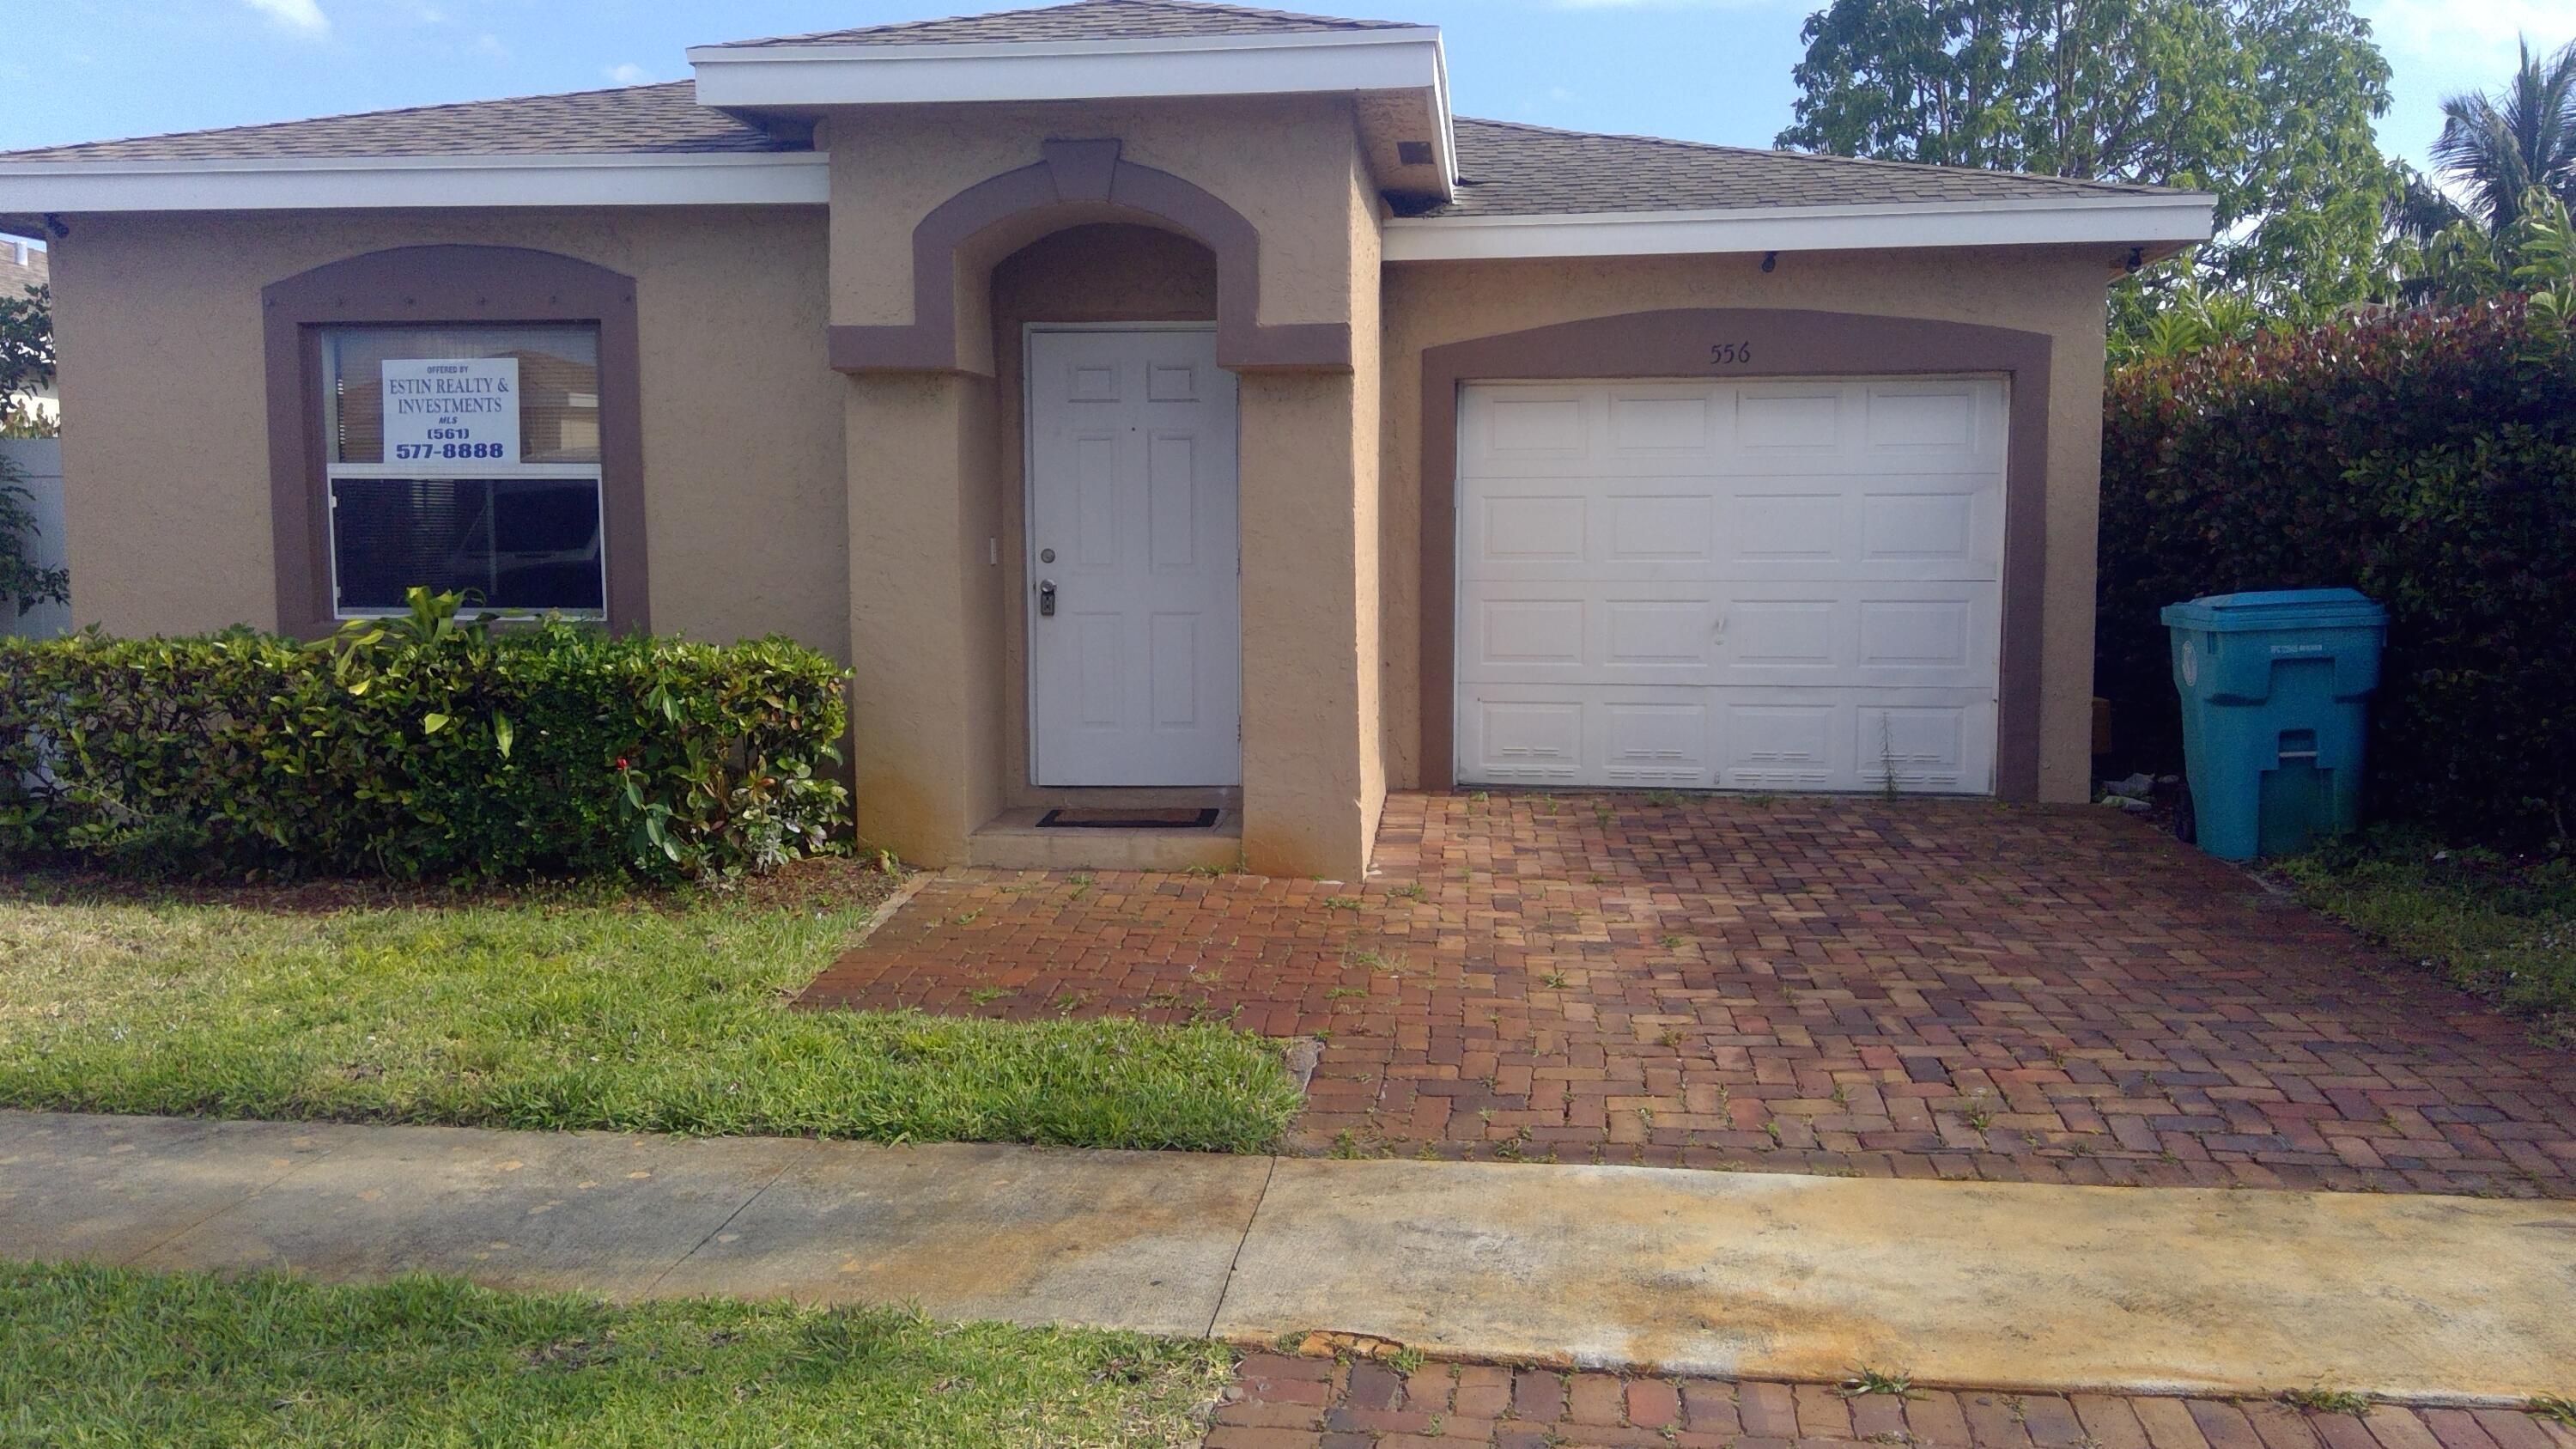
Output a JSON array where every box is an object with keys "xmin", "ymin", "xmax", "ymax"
[{"xmin": 2160, "ymin": 588, "xmax": 2386, "ymax": 632}]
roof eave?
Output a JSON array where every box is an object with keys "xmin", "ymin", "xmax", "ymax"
[
  {"xmin": 0, "ymin": 151, "xmax": 831, "ymax": 214},
  {"xmin": 1382, "ymin": 192, "xmax": 2219, "ymax": 262},
  {"xmin": 688, "ymin": 27, "xmax": 1456, "ymax": 202}
]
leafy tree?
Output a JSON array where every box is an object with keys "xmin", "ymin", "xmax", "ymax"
[
  {"xmin": 2429, "ymin": 37, "xmax": 2576, "ymax": 235},
  {"xmin": 0, "ymin": 270, "xmax": 64, "ymax": 616},
  {"xmin": 1778, "ymin": 0, "xmax": 2398, "ymax": 327},
  {"xmin": 0, "ymin": 278, "xmax": 56, "ymax": 440},
  {"xmin": 0, "ymin": 459, "xmax": 66, "ymax": 618}
]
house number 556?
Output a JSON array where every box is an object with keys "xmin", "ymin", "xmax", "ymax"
[{"xmin": 1709, "ymin": 340, "xmax": 1753, "ymax": 366}]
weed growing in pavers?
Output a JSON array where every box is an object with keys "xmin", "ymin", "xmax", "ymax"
[
  {"xmin": 1386, "ymin": 882, "xmax": 1425, "ymax": 901},
  {"xmin": 1661, "ymin": 934, "xmax": 1686, "ymax": 949},
  {"xmin": 1321, "ymin": 896, "xmax": 1362, "ymax": 911},
  {"xmin": 1838, "ymin": 1367, "xmax": 1921, "ymax": 1398},
  {"xmin": 1540, "ymin": 971, "xmax": 1571, "ymax": 989},
  {"xmin": 1324, "ymin": 987, "xmax": 1366, "ymax": 1001},
  {"xmin": 2277, "ymin": 1387, "xmax": 2372, "ymax": 1416},
  {"xmin": 964, "ymin": 987, "xmax": 1007, "ymax": 1006},
  {"xmin": 2530, "ymin": 1396, "xmax": 2576, "ymax": 1428}
]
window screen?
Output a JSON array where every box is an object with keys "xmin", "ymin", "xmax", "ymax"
[{"xmin": 322, "ymin": 326, "xmax": 605, "ymax": 618}]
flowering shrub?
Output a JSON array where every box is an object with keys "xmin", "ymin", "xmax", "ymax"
[
  {"xmin": 0, "ymin": 589, "xmax": 849, "ymax": 880},
  {"xmin": 2100, "ymin": 295, "xmax": 2576, "ymax": 839}
]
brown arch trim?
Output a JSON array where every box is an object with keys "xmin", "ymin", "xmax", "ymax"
[
  {"xmin": 829, "ymin": 138, "xmax": 1351, "ymax": 377},
  {"xmin": 262, "ymin": 244, "xmax": 649, "ymax": 638},
  {"xmin": 1419, "ymin": 307, "xmax": 2051, "ymax": 801}
]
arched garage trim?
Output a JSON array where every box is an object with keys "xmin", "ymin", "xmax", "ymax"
[{"xmin": 1419, "ymin": 307, "xmax": 2053, "ymax": 800}]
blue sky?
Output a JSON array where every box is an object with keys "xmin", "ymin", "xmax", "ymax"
[{"xmin": 3, "ymin": 0, "xmax": 2572, "ymax": 178}]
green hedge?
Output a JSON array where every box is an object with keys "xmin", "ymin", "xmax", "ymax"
[
  {"xmin": 2099, "ymin": 296, "xmax": 2576, "ymax": 839},
  {"xmin": 0, "ymin": 590, "xmax": 849, "ymax": 880}
]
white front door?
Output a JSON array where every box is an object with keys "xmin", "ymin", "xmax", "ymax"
[
  {"xmin": 1455, "ymin": 376, "xmax": 2008, "ymax": 794},
  {"xmin": 1027, "ymin": 327, "xmax": 1242, "ymax": 787}
]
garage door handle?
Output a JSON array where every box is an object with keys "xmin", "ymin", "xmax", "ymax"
[{"xmin": 1711, "ymin": 615, "xmax": 1728, "ymax": 643}]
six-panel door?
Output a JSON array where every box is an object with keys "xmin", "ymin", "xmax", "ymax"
[
  {"xmin": 1454, "ymin": 376, "xmax": 2008, "ymax": 794},
  {"xmin": 1027, "ymin": 327, "xmax": 1243, "ymax": 787}
]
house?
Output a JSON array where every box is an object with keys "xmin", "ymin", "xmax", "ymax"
[
  {"xmin": 0, "ymin": 0, "xmax": 2213, "ymax": 878},
  {"xmin": 0, "ymin": 235, "xmax": 57, "ymax": 428}
]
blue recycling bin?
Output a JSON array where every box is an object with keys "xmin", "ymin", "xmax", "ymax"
[{"xmin": 2160, "ymin": 588, "xmax": 2387, "ymax": 861}]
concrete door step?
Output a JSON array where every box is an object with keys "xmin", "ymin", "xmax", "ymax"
[
  {"xmin": 4, "ymin": 1111, "xmax": 2570, "ymax": 1405},
  {"xmin": 967, "ymin": 807, "xmax": 1242, "ymax": 871}
]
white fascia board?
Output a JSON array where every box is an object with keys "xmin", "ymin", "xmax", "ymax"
[
  {"xmin": 1382, "ymin": 193, "xmax": 2219, "ymax": 262},
  {"xmin": 0, "ymin": 151, "xmax": 829, "ymax": 214},
  {"xmin": 689, "ymin": 29, "xmax": 1446, "ymax": 108}
]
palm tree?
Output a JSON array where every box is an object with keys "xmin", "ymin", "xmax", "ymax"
[{"xmin": 2431, "ymin": 37, "xmax": 2576, "ymax": 234}]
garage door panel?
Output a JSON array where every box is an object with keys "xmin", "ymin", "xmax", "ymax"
[
  {"xmin": 1862, "ymin": 380, "xmax": 2008, "ymax": 472},
  {"xmin": 1461, "ymin": 581, "xmax": 1996, "ymax": 690},
  {"xmin": 1455, "ymin": 684, "xmax": 1996, "ymax": 794},
  {"xmin": 1455, "ymin": 376, "xmax": 2005, "ymax": 795}
]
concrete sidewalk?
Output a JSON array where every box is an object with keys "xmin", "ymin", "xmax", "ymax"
[{"xmin": 3, "ymin": 1110, "xmax": 2571, "ymax": 1404}]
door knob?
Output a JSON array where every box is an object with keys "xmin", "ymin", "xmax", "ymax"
[{"xmin": 1038, "ymin": 580, "xmax": 1057, "ymax": 618}]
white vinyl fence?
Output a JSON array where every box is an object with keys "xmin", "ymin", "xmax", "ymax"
[{"xmin": 2, "ymin": 436, "xmax": 68, "ymax": 639}]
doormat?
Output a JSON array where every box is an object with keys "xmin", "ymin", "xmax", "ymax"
[{"xmin": 1036, "ymin": 807, "xmax": 1223, "ymax": 830}]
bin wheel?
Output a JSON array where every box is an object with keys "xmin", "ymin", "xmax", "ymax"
[{"xmin": 2172, "ymin": 788, "xmax": 2196, "ymax": 845}]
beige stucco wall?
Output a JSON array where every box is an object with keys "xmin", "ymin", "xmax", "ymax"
[
  {"xmin": 47, "ymin": 206, "xmax": 847, "ymax": 655},
  {"xmin": 827, "ymin": 94, "xmax": 1372, "ymax": 359},
  {"xmin": 1377, "ymin": 246, "xmax": 2112, "ymax": 805}
]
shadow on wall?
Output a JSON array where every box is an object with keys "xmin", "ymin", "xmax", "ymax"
[{"xmin": 2, "ymin": 437, "xmax": 68, "ymax": 639}]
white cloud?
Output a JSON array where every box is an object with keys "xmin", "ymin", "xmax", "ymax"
[
  {"xmin": 242, "ymin": 0, "xmax": 331, "ymax": 37},
  {"xmin": 605, "ymin": 62, "xmax": 653, "ymax": 84}
]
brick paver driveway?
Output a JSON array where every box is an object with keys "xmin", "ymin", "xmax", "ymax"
[
  {"xmin": 803, "ymin": 793, "xmax": 2576, "ymax": 1196},
  {"xmin": 1210, "ymin": 1354, "xmax": 2576, "ymax": 1449}
]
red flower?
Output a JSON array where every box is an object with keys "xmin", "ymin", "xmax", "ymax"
[{"xmin": 614, "ymin": 758, "xmax": 629, "ymax": 770}]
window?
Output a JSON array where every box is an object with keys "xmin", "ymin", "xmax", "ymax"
[{"xmin": 322, "ymin": 325, "xmax": 605, "ymax": 618}]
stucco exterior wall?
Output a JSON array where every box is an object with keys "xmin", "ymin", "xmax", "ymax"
[
  {"xmin": 827, "ymin": 94, "xmax": 1370, "ymax": 362},
  {"xmin": 48, "ymin": 207, "xmax": 845, "ymax": 654},
  {"xmin": 1377, "ymin": 246, "xmax": 2112, "ymax": 805}
]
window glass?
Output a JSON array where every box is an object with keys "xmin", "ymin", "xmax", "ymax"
[
  {"xmin": 320, "ymin": 326, "xmax": 605, "ymax": 618},
  {"xmin": 328, "ymin": 326, "xmax": 601, "ymax": 466}
]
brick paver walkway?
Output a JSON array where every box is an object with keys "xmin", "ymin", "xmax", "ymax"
[
  {"xmin": 1206, "ymin": 1354, "xmax": 2576, "ymax": 1449},
  {"xmin": 802, "ymin": 793, "xmax": 2576, "ymax": 1196}
]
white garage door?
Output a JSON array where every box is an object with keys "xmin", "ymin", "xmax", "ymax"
[{"xmin": 1455, "ymin": 376, "xmax": 2007, "ymax": 794}]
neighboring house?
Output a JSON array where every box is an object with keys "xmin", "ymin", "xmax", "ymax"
[
  {"xmin": 0, "ymin": 235, "xmax": 57, "ymax": 427},
  {"xmin": 0, "ymin": 0, "xmax": 2214, "ymax": 877}
]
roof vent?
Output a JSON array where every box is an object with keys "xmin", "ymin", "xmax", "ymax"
[{"xmin": 1396, "ymin": 140, "xmax": 1434, "ymax": 166}]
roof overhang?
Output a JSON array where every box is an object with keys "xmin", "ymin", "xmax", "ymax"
[
  {"xmin": 1385, "ymin": 192, "xmax": 2218, "ymax": 262},
  {"xmin": 0, "ymin": 151, "xmax": 829, "ymax": 213},
  {"xmin": 689, "ymin": 27, "xmax": 1455, "ymax": 201}
]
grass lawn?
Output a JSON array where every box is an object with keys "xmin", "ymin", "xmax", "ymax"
[
  {"xmin": 0, "ymin": 867, "xmax": 1301, "ymax": 1153},
  {"xmin": 0, "ymin": 1261, "xmax": 1232, "ymax": 1447},
  {"xmin": 2280, "ymin": 832, "xmax": 2576, "ymax": 1039}
]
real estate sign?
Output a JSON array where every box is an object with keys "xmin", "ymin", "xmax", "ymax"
[{"xmin": 382, "ymin": 357, "xmax": 520, "ymax": 466}]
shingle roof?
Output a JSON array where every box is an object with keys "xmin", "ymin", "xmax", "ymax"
[
  {"xmin": 1403, "ymin": 117, "xmax": 2173, "ymax": 219},
  {"xmin": 712, "ymin": 0, "xmax": 1418, "ymax": 48},
  {"xmin": 0, "ymin": 82, "xmax": 793, "ymax": 163},
  {"xmin": 0, "ymin": 65, "xmax": 2178, "ymax": 223}
]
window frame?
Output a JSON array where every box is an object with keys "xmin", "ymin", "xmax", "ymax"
[{"xmin": 261, "ymin": 246, "xmax": 649, "ymax": 638}]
